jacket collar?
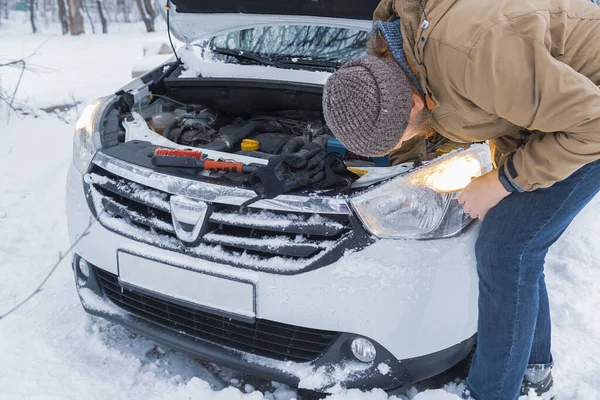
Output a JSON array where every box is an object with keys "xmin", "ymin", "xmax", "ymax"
[
  {"xmin": 396, "ymin": 0, "xmax": 458, "ymax": 63},
  {"xmin": 393, "ymin": 0, "xmax": 459, "ymax": 109}
]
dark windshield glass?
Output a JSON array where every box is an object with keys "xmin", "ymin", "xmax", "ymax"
[{"xmin": 210, "ymin": 25, "xmax": 369, "ymax": 63}]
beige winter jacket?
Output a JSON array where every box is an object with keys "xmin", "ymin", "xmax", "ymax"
[{"xmin": 375, "ymin": 0, "xmax": 600, "ymax": 191}]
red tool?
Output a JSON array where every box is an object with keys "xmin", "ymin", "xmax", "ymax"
[{"xmin": 152, "ymin": 148, "xmax": 257, "ymax": 174}]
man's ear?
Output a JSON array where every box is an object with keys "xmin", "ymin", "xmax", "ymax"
[{"xmin": 410, "ymin": 93, "xmax": 425, "ymax": 119}]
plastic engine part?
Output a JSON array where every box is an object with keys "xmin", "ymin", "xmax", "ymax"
[{"xmin": 327, "ymin": 139, "xmax": 390, "ymax": 167}]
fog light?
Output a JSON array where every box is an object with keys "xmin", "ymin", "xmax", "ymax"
[
  {"xmin": 351, "ymin": 338, "xmax": 377, "ymax": 363},
  {"xmin": 77, "ymin": 258, "xmax": 90, "ymax": 284}
]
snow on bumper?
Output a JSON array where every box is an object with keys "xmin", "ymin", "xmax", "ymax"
[{"xmin": 67, "ymin": 163, "xmax": 479, "ymax": 388}]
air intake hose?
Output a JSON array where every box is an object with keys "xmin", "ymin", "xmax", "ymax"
[{"xmin": 199, "ymin": 120, "xmax": 285, "ymax": 152}]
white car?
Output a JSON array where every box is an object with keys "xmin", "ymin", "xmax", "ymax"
[{"xmin": 66, "ymin": 0, "xmax": 490, "ymax": 394}]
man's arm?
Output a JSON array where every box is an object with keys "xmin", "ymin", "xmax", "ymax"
[{"xmin": 463, "ymin": 15, "xmax": 600, "ymax": 191}]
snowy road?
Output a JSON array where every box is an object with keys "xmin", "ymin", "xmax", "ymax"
[{"xmin": 1, "ymin": 19, "xmax": 600, "ymax": 400}]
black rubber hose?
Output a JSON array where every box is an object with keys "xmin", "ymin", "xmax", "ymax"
[
  {"xmin": 198, "ymin": 138, "xmax": 231, "ymax": 152},
  {"xmin": 198, "ymin": 120, "xmax": 283, "ymax": 153},
  {"xmin": 223, "ymin": 121, "xmax": 276, "ymax": 145},
  {"xmin": 162, "ymin": 118, "xmax": 179, "ymax": 141}
]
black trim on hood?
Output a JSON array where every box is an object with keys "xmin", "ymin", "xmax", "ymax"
[{"xmin": 170, "ymin": 0, "xmax": 381, "ymax": 21}]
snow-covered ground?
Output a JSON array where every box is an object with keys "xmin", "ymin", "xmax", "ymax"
[{"xmin": 1, "ymin": 13, "xmax": 600, "ymax": 400}]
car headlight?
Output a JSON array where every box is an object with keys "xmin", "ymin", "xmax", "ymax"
[
  {"xmin": 72, "ymin": 97, "xmax": 112, "ymax": 173},
  {"xmin": 350, "ymin": 145, "xmax": 492, "ymax": 239}
]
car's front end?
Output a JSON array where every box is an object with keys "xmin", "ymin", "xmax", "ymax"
[{"xmin": 66, "ymin": 0, "xmax": 488, "ymax": 394}]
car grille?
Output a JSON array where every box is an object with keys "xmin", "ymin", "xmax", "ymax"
[
  {"xmin": 84, "ymin": 165, "xmax": 355, "ymax": 272},
  {"xmin": 95, "ymin": 268, "xmax": 339, "ymax": 362}
]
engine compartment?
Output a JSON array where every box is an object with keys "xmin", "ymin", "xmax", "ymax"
[
  {"xmin": 145, "ymin": 101, "xmax": 338, "ymax": 162},
  {"xmin": 101, "ymin": 68, "xmax": 460, "ymax": 192},
  {"xmin": 111, "ymin": 70, "xmax": 392, "ymax": 168}
]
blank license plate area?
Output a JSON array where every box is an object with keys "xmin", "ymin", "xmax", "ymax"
[{"xmin": 117, "ymin": 252, "xmax": 255, "ymax": 318}]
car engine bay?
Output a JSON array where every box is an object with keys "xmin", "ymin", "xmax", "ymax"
[
  {"xmin": 144, "ymin": 101, "xmax": 340, "ymax": 162},
  {"xmin": 97, "ymin": 63, "xmax": 468, "ymax": 195}
]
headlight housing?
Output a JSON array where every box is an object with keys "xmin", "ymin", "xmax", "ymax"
[
  {"xmin": 350, "ymin": 145, "xmax": 492, "ymax": 239},
  {"xmin": 72, "ymin": 97, "xmax": 112, "ymax": 173}
]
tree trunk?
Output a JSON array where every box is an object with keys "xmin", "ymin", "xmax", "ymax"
[
  {"xmin": 2, "ymin": 0, "xmax": 8, "ymax": 20},
  {"xmin": 142, "ymin": 0, "xmax": 155, "ymax": 21},
  {"xmin": 119, "ymin": 0, "xmax": 130, "ymax": 23},
  {"xmin": 67, "ymin": 0, "xmax": 84, "ymax": 35},
  {"xmin": 42, "ymin": 0, "xmax": 51, "ymax": 23},
  {"xmin": 135, "ymin": 0, "xmax": 154, "ymax": 32},
  {"xmin": 30, "ymin": 0, "xmax": 37, "ymax": 33},
  {"xmin": 57, "ymin": 0, "xmax": 69, "ymax": 35},
  {"xmin": 96, "ymin": 0, "xmax": 107, "ymax": 34},
  {"xmin": 82, "ymin": 0, "xmax": 95, "ymax": 33}
]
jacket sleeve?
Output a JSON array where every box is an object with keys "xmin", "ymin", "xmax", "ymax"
[
  {"xmin": 373, "ymin": 0, "xmax": 397, "ymax": 21},
  {"xmin": 462, "ymin": 18, "xmax": 600, "ymax": 191}
]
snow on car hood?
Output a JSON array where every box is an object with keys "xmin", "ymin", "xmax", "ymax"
[{"xmin": 164, "ymin": 0, "xmax": 377, "ymax": 44}]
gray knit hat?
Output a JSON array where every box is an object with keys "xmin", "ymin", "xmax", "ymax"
[{"xmin": 322, "ymin": 55, "xmax": 413, "ymax": 157}]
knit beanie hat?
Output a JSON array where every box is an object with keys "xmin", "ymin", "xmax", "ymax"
[{"xmin": 322, "ymin": 55, "xmax": 413, "ymax": 157}]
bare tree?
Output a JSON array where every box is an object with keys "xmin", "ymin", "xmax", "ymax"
[
  {"xmin": 57, "ymin": 0, "xmax": 70, "ymax": 34},
  {"xmin": 96, "ymin": 0, "xmax": 107, "ymax": 33},
  {"xmin": 30, "ymin": 0, "xmax": 37, "ymax": 33},
  {"xmin": 0, "ymin": 0, "xmax": 7, "ymax": 21},
  {"xmin": 3, "ymin": 0, "xmax": 164, "ymax": 35},
  {"xmin": 135, "ymin": 0, "xmax": 153, "ymax": 32},
  {"xmin": 82, "ymin": 0, "xmax": 95, "ymax": 33},
  {"xmin": 0, "ymin": 59, "xmax": 26, "ymax": 117},
  {"xmin": 1, "ymin": 38, "xmax": 52, "ymax": 119},
  {"xmin": 67, "ymin": 0, "xmax": 84, "ymax": 35},
  {"xmin": 117, "ymin": 0, "xmax": 130, "ymax": 23},
  {"xmin": 142, "ymin": 0, "xmax": 155, "ymax": 22}
]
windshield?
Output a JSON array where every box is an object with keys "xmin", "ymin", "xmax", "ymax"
[{"xmin": 209, "ymin": 25, "xmax": 369, "ymax": 63}]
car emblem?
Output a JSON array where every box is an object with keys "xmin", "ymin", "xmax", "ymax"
[{"xmin": 170, "ymin": 195, "xmax": 209, "ymax": 244}]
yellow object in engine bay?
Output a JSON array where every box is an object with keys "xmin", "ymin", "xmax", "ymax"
[{"xmin": 241, "ymin": 139, "xmax": 260, "ymax": 151}]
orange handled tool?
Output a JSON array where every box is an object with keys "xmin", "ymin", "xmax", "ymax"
[
  {"xmin": 202, "ymin": 160, "xmax": 248, "ymax": 174},
  {"xmin": 152, "ymin": 148, "xmax": 257, "ymax": 174}
]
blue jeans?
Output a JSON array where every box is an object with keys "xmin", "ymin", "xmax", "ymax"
[{"xmin": 466, "ymin": 158, "xmax": 600, "ymax": 400}]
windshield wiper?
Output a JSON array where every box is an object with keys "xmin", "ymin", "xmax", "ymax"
[
  {"xmin": 210, "ymin": 47, "xmax": 339, "ymax": 72},
  {"xmin": 210, "ymin": 47, "xmax": 285, "ymax": 69},
  {"xmin": 275, "ymin": 57, "xmax": 339, "ymax": 72}
]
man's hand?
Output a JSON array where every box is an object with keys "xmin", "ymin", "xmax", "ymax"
[{"xmin": 457, "ymin": 170, "xmax": 511, "ymax": 220}]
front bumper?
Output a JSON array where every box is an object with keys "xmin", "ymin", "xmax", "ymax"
[
  {"xmin": 75, "ymin": 259, "xmax": 475, "ymax": 393},
  {"xmin": 67, "ymin": 162, "xmax": 480, "ymax": 392}
]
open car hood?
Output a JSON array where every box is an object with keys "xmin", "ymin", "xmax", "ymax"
[{"xmin": 164, "ymin": 0, "xmax": 378, "ymax": 44}]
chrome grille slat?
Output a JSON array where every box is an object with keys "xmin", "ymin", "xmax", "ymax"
[
  {"xmin": 101, "ymin": 198, "xmax": 175, "ymax": 234},
  {"xmin": 202, "ymin": 232, "xmax": 323, "ymax": 258},
  {"xmin": 209, "ymin": 211, "xmax": 347, "ymax": 237},
  {"xmin": 87, "ymin": 172, "xmax": 170, "ymax": 212}
]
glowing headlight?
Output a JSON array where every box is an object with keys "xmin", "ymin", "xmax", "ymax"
[
  {"xmin": 72, "ymin": 97, "xmax": 111, "ymax": 173},
  {"xmin": 350, "ymin": 145, "xmax": 492, "ymax": 239},
  {"xmin": 413, "ymin": 155, "xmax": 483, "ymax": 193}
]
